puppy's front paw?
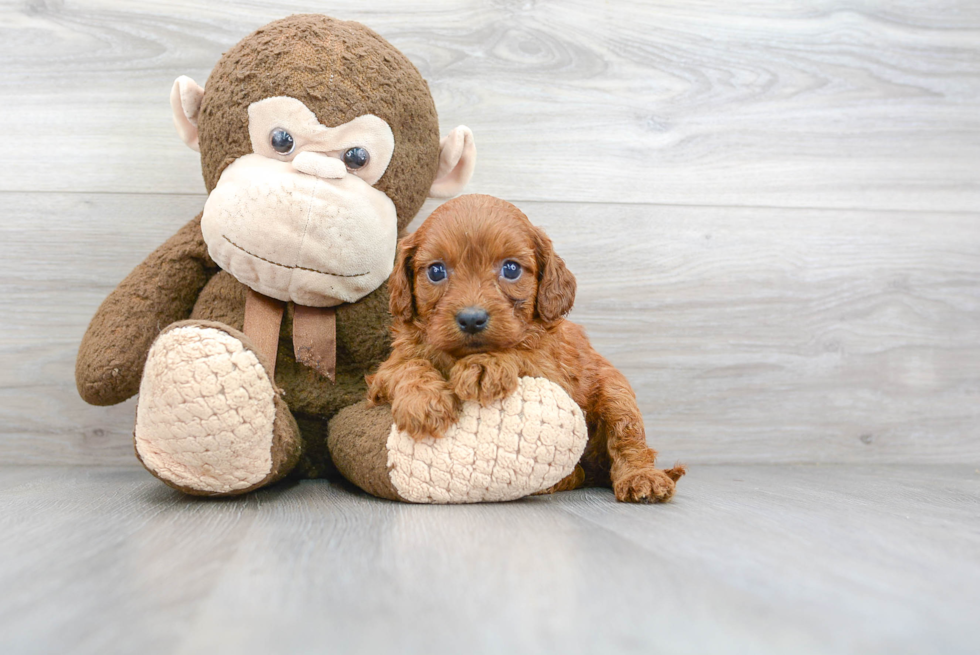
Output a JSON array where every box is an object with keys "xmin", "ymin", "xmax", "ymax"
[
  {"xmin": 391, "ymin": 386, "xmax": 459, "ymax": 441},
  {"xmin": 613, "ymin": 467, "xmax": 677, "ymax": 503},
  {"xmin": 449, "ymin": 354, "xmax": 520, "ymax": 406},
  {"xmin": 365, "ymin": 373, "xmax": 388, "ymax": 406}
]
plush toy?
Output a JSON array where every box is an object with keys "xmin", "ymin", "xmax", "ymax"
[{"xmin": 76, "ymin": 14, "xmax": 588, "ymax": 501}]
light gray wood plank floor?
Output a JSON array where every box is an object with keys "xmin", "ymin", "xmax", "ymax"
[
  {"xmin": 1, "ymin": 465, "xmax": 978, "ymax": 655},
  {"xmin": 2, "ymin": 3, "xmax": 978, "ymax": 653}
]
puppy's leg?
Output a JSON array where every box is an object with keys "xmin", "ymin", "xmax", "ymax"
[
  {"xmin": 368, "ymin": 354, "xmax": 459, "ymax": 440},
  {"xmin": 590, "ymin": 364, "xmax": 685, "ymax": 503},
  {"xmin": 449, "ymin": 352, "xmax": 521, "ymax": 406}
]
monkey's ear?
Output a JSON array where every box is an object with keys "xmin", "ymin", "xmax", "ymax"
[
  {"xmin": 170, "ymin": 76, "xmax": 205, "ymax": 152},
  {"xmin": 429, "ymin": 126, "xmax": 476, "ymax": 199},
  {"xmin": 388, "ymin": 231, "xmax": 419, "ymax": 323}
]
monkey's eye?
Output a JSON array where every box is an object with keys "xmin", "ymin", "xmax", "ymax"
[
  {"xmin": 426, "ymin": 262, "xmax": 447, "ymax": 283},
  {"xmin": 501, "ymin": 260, "xmax": 522, "ymax": 281},
  {"xmin": 343, "ymin": 147, "xmax": 369, "ymax": 170},
  {"xmin": 270, "ymin": 129, "xmax": 295, "ymax": 155}
]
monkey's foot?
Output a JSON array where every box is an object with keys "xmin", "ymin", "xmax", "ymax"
[
  {"xmin": 134, "ymin": 321, "xmax": 301, "ymax": 496},
  {"xmin": 329, "ymin": 378, "xmax": 589, "ymax": 503}
]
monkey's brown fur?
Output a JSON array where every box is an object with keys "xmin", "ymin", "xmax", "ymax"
[
  {"xmin": 75, "ymin": 15, "xmax": 441, "ymax": 481},
  {"xmin": 367, "ymin": 195, "xmax": 686, "ymax": 502},
  {"xmin": 198, "ymin": 16, "xmax": 440, "ymax": 221}
]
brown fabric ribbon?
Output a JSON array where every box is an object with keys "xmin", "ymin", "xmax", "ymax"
[
  {"xmin": 243, "ymin": 289, "xmax": 285, "ymax": 372},
  {"xmin": 243, "ymin": 289, "xmax": 337, "ymax": 383},
  {"xmin": 292, "ymin": 303, "xmax": 337, "ymax": 382}
]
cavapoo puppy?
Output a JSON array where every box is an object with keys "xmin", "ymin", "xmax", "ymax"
[{"xmin": 367, "ymin": 194, "xmax": 684, "ymax": 502}]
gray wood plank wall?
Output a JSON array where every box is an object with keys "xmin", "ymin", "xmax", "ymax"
[{"xmin": 1, "ymin": 0, "xmax": 978, "ymax": 466}]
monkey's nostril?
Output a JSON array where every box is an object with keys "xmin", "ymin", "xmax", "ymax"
[{"xmin": 456, "ymin": 307, "xmax": 489, "ymax": 334}]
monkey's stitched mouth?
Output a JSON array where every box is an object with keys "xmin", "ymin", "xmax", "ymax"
[{"xmin": 222, "ymin": 235, "xmax": 370, "ymax": 278}]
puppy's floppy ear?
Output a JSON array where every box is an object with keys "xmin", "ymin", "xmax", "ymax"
[
  {"xmin": 533, "ymin": 226, "xmax": 576, "ymax": 325},
  {"xmin": 388, "ymin": 231, "xmax": 419, "ymax": 323}
]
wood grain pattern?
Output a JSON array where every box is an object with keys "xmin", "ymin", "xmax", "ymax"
[
  {"xmin": 0, "ymin": 1, "xmax": 978, "ymax": 466},
  {"xmin": 1, "ymin": 465, "xmax": 978, "ymax": 654},
  {"xmin": 0, "ymin": 1, "xmax": 978, "ymax": 210},
  {"xmin": 2, "ymin": 193, "xmax": 977, "ymax": 465},
  {"xmin": 2, "ymin": 5, "xmax": 978, "ymax": 654},
  {"xmin": 0, "ymin": 192, "xmax": 207, "ymax": 466}
]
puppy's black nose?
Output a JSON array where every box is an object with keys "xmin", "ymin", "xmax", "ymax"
[{"xmin": 456, "ymin": 307, "xmax": 489, "ymax": 334}]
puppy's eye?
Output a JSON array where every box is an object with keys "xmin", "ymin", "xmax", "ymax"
[
  {"xmin": 343, "ymin": 147, "xmax": 369, "ymax": 170},
  {"xmin": 270, "ymin": 129, "xmax": 294, "ymax": 154},
  {"xmin": 426, "ymin": 262, "xmax": 447, "ymax": 283},
  {"xmin": 501, "ymin": 260, "xmax": 522, "ymax": 281}
]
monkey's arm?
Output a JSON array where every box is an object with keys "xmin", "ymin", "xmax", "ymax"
[
  {"xmin": 76, "ymin": 213, "xmax": 219, "ymax": 406},
  {"xmin": 335, "ymin": 281, "xmax": 392, "ymax": 372}
]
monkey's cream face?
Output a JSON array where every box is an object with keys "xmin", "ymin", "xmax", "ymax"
[{"xmin": 200, "ymin": 96, "xmax": 398, "ymax": 307}]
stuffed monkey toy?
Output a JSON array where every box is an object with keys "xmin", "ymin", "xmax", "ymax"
[{"xmin": 76, "ymin": 15, "xmax": 588, "ymax": 502}]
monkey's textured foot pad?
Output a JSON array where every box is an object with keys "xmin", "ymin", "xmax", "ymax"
[
  {"xmin": 386, "ymin": 377, "xmax": 588, "ymax": 503},
  {"xmin": 134, "ymin": 322, "xmax": 298, "ymax": 495}
]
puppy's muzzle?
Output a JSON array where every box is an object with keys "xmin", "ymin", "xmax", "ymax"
[{"xmin": 456, "ymin": 307, "xmax": 489, "ymax": 334}]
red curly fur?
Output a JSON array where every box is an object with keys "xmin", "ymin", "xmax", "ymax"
[{"xmin": 368, "ymin": 194, "xmax": 685, "ymax": 503}]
